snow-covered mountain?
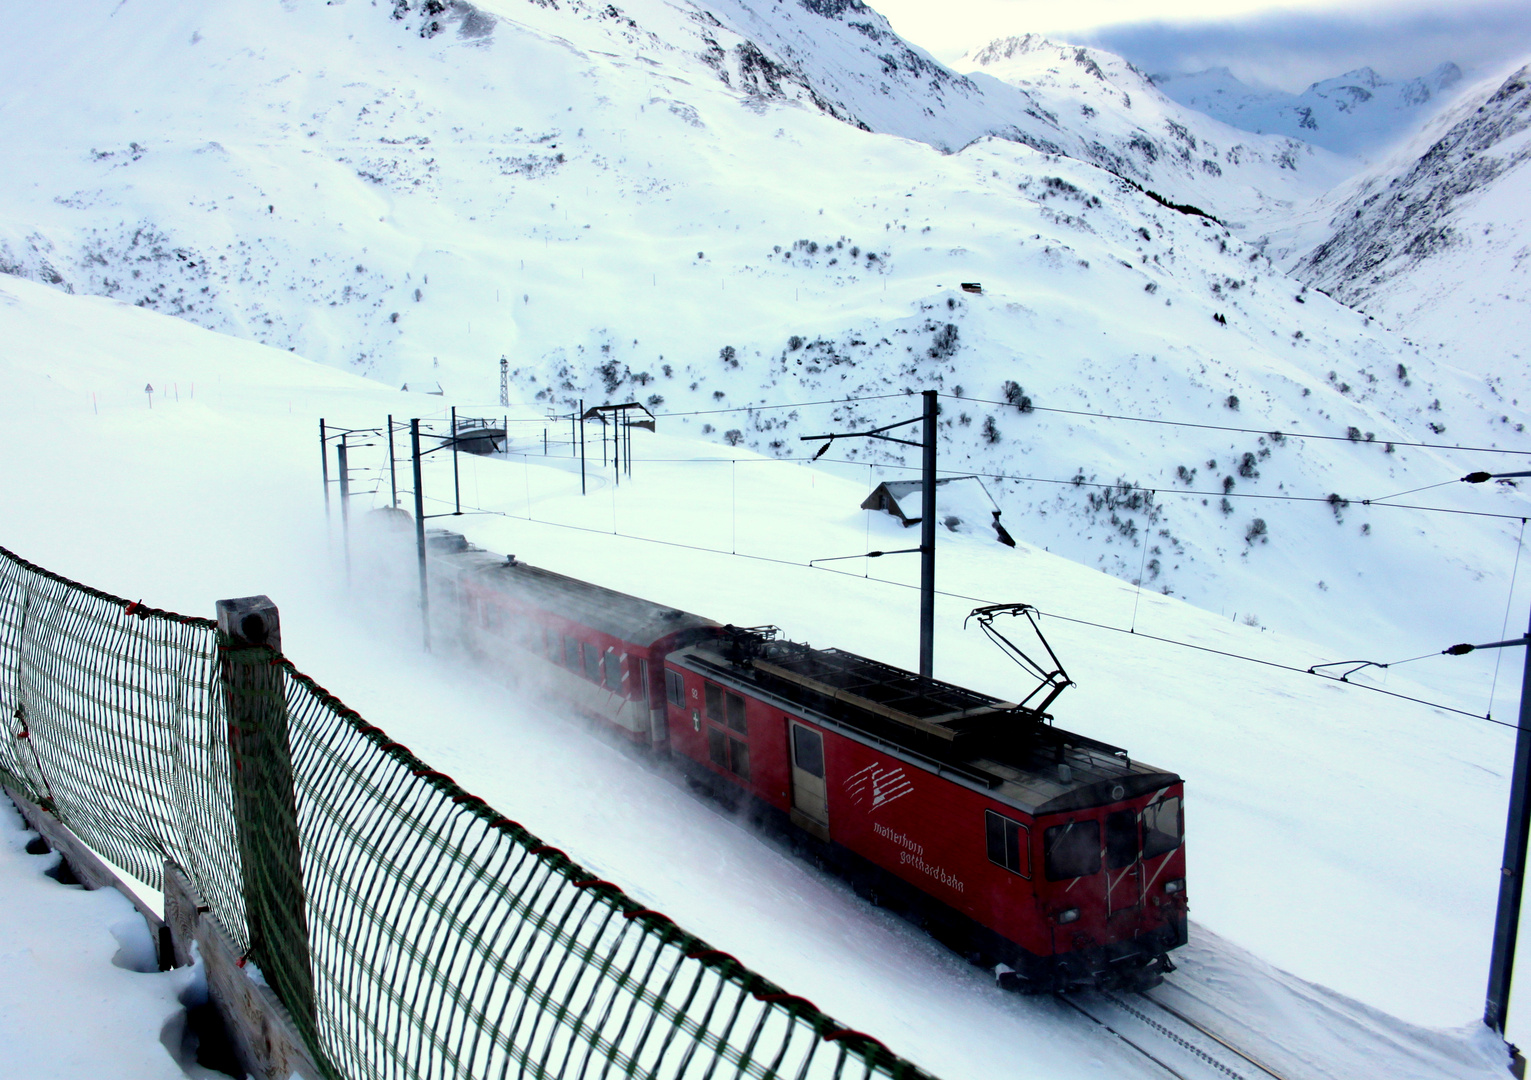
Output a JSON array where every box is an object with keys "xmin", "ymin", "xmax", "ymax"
[
  {"xmin": 0, "ymin": 0, "xmax": 1525, "ymax": 663},
  {"xmin": 5, "ymin": 4, "xmax": 1531, "ymax": 1067},
  {"xmin": 1152, "ymin": 63, "xmax": 1466, "ymax": 159},
  {"xmin": 1275, "ymin": 61, "xmax": 1531, "ymax": 370},
  {"xmin": 959, "ymin": 34, "xmax": 1349, "ymax": 224}
]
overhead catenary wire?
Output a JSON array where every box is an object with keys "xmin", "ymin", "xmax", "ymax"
[
  {"xmin": 943, "ymin": 392, "xmax": 1531, "ymax": 457},
  {"xmin": 1488, "ymin": 517, "xmax": 1529, "ymax": 718},
  {"xmin": 550, "ymin": 389, "xmax": 1528, "ymax": 458},
  {"xmin": 569, "ymin": 452, "xmax": 1531, "ymax": 522},
  {"xmin": 377, "ymin": 409, "xmax": 1527, "ymax": 728},
  {"xmin": 413, "ymin": 485, "xmax": 1499, "ymax": 727},
  {"xmin": 1367, "ymin": 479, "xmax": 1464, "ymax": 503}
]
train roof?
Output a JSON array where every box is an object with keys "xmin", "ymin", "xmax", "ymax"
[
  {"xmin": 675, "ymin": 635, "xmax": 1179, "ymax": 816},
  {"xmin": 426, "ymin": 532, "xmax": 719, "ymax": 647}
]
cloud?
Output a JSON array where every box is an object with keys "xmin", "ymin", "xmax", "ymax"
[{"xmin": 1064, "ymin": 1, "xmax": 1531, "ymax": 91}]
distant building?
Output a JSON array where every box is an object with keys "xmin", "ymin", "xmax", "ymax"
[{"xmin": 861, "ymin": 476, "xmax": 1015, "ymax": 546}]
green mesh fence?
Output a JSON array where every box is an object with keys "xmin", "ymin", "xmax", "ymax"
[
  {"xmin": 0, "ymin": 545, "xmax": 938, "ymax": 1080},
  {"xmin": 0, "ymin": 545, "xmax": 247, "ymax": 945}
]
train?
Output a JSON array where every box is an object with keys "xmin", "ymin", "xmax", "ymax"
[{"xmin": 418, "ymin": 525, "xmax": 1187, "ymax": 993}]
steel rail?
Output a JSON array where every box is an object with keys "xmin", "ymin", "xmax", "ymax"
[
  {"xmin": 1136, "ymin": 992, "xmax": 1295, "ymax": 1080},
  {"xmin": 1056, "ymin": 994, "xmax": 1193, "ymax": 1080}
]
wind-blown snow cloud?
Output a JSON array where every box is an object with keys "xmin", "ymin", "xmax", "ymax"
[{"xmin": 1071, "ymin": 1, "xmax": 1531, "ymax": 90}]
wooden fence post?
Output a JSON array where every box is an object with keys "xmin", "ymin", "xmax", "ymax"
[{"xmin": 216, "ymin": 596, "xmax": 317, "ymax": 1047}]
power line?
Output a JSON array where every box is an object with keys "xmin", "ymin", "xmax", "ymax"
[
  {"xmin": 945, "ymin": 392, "xmax": 1531, "ymax": 457},
  {"xmin": 479, "ymin": 387, "xmax": 1526, "ymax": 462},
  {"xmin": 412, "ymin": 485, "xmax": 1495, "ymax": 726},
  {"xmin": 652, "ymin": 393, "xmax": 910, "ymax": 419},
  {"xmin": 559, "ymin": 450, "xmax": 1531, "ymax": 522},
  {"xmin": 444, "ymin": 393, "xmax": 908, "ymax": 427}
]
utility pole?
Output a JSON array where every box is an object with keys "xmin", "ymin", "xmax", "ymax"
[
  {"xmin": 336, "ymin": 438, "xmax": 351, "ymax": 583},
  {"xmin": 387, "ymin": 414, "xmax": 398, "ymax": 509},
  {"xmin": 579, "ymin": 399, "xmax": 586, "ymax": 495},
  {"xmin": 1456, "ymin": 471, "xmax": 1531, "ymax": 1057},
  {"xmin": 918, "ymin": 389, "xmax": 937, "ymax": 679},
  {"xmin": 500, "ymin": 356, "xmax": 509, "ymax": 407},
  {"xmin": 801, "ymin": 389, "xmax": 940, "ymax": 678},
  {"xmin": 319, "ymin": 419, "xmax": 330, "ymax": 521},
  {"xmin": 1447, "ymin": 614, "xmax": 1531, "ymax": 1043},
  {"xmin": 1488, "ymin": 610, "xmax": 1531, "ymax": 1040},
  {"xmin": 450, "ymin": 406, "xmax": 462, "ymax": 515},
  {"xmin": 411, "ymin": 419, "xmax": 429, "ymax": 651}
]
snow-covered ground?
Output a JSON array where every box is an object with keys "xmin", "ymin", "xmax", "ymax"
[
  {"xmin": 1, "ymin": 269, "xmax": 1526, "ymax": 1077},
  {"xmin": 0, "ymin": 795, "xmax": 227, "ymax": 1080}
]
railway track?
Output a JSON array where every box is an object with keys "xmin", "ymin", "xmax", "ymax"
[{"xmin": 1059, "ymin": 988, "xmax": 1294, "ymax": 1080}]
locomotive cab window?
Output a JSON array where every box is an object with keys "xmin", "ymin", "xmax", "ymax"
[
  {"xmin": 602, "ymin": 649, "xmax": 621, "ymax": 691},
  {"xmin": 563, "ymin": 636, "xmax": 580, "ymax": 670},
  {"xmin": 1141, "ymin": 796, "xmax": 1183, "ymax": 860},
  {"xmin": 665, "ymin": 669, "xmax": 685, "ymax": 707},
  {"xmin": 1106, "ymin": 809, "xmax": 1139, "ymax": 870},
  {"xmin": 984, "ymin": 810, "xmax": 1030, "ymax": 878},
  {"xmin": 1044, "ymin": 820, "xmax": 1102, "ymax": 881},
  {"xmin": 582, "ymin": 642, "xmax": 601, "ymax": 683}
]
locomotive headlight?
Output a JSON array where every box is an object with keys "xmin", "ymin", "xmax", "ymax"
[
  {"xmin": 1056, "ymin": 908, "xmax": 1080, "ymax": 924},
  {"xmin": 1164, "ymin": 878, "xmax": 1185, "ymax": 895}
]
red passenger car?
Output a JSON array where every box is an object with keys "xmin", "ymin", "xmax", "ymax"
[
  {"xmin": 425, "ymin": 530, "xmax": 1187, "ymax": 991},
  {"xmin": 426, "ymin": 532, "xmax": 718, "ymax": 744}
]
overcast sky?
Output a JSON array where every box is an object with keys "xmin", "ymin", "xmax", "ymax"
[{"xmin": 868, "ymin": 0, "xmax": 1531, "ymax": 91}]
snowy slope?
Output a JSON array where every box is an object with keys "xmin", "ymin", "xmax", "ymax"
[
  {"xmin": 1278, "ymin": 61, "xmax": 1531, "ymax": 371},
  {"xmin": 959, "ymin": 34, "xmax": 1352, "ymax": 224},
  {"xmin": 0, "ymin": 272, "xmax": 1520, "ymax": 1078},
  {"xmin": 0, "ymin": 0, "xmax": 1525, "ymax": 668},
  {"xmin": 1152, "ymin": 63, "xmax": 1466, "ymax": 159}
]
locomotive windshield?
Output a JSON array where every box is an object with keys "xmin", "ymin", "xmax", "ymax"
[
  {"xmin": 1142, "ymin": 797, "xmax": 1183, "ymax": 860},
  {"xmin": 1106, "ymin": 810, "xmax": 1139, "ymax": 870},
  {"xmin": 1044, "ymin": 820, "xmax": 1102, "ymax": 880}
]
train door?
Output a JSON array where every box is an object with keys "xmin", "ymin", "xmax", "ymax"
[
  {"xmin": 639, "ymin": 657, "xmax": 666, "ymax": 746},
  {"xmin": 789, "ymin": 722, "xmax": 829, "ymax": 841},
  {"xmin": 1105, "ymin": 808, "xmax": 1143, "ymax": 917}
]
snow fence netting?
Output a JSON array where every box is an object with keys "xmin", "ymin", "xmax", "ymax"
[
  {"xmin": 0, "ymin": 546, "xmax": 935, "ymax": 1080},
  {"xmin": 0, "ymin": 545, "xmax": 246, "ymax": 942}
]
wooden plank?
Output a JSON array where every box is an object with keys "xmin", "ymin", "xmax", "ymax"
[
  {"xmin": 1, "ymin": 781, "xmax": 167, "ymax": 950},
  {"xmin": 164, "ymin": 864, "xmax": 323, "ymax": 1080}
]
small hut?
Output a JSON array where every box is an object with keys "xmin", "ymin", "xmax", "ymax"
[{"xmin": 860, "ymin": 476, "xmax": 1015, "ymax": 547}]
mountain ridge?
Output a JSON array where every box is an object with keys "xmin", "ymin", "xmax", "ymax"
[
  {"xmin": 1151, "ymin": 61, "xmax": 1466, "ymax": 158},
  {"xmin": 1274, "ymin": 60, "xmax": 1531, "ymax": 371},
  {"xmin": 0, "ymin": 0, "xmax": 1524, "ymax": 664}
]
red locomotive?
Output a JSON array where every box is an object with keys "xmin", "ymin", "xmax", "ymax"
[{"xmin": 426, "ymin": 529, "xmax": 1187, "ymax": 992}]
